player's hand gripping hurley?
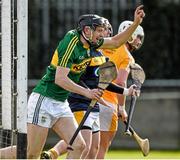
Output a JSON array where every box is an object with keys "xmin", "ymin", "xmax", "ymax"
[
  {"xmin": 67, "ymin": 61, "xmax": 117, "ymax": 150},
  {"xmin": 125, "ymin": 63, "xmax": 146, "ymax": 136}
]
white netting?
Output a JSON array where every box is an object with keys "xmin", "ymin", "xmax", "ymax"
[
  {"xmin": 0, "ymin": 0, "xmax": 27, "ymax": 158},
  {"xmin": 0, "ymin": 0, "xmax": 16, "ymax": 153}
]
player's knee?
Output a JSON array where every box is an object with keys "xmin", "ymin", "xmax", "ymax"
[
  {"xmin": 106, "ymin": 140, "xmax": 112, "ymax": 148},
  {"xmin": 73, "ymin": 139, "xmax": 86, "ymax": 151},
  {"xmin": 83, "ymin": 144, "xmax": 91, "ymax": 155},
  {"xmin": 95, "ymin": 144, "xmax": 100, "ymax": 152},
  {"xmin": 91, "ymin": 144, "xmax": 99, "ymax": 155},
  {"xmin": 101, "ymin": 140, "xmax": 111, "ymax": 150}
]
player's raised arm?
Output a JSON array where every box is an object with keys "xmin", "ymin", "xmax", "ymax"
[{"xmin": 100, "ymin": 5, "xmax": 145, "ymax": 49}]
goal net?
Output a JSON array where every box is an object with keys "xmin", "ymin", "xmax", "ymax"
[{"xmin": 0, "ymin": 0, "xmax": 27, "ymax": 158}]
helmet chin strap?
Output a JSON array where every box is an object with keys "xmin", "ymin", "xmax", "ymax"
[
  {"xmin": 82, "ymin": 28, "xmax": 94, "ymax": 46},
  {"xmin": 89, "ymin": 28, "xmax": 93, "ymax": 41}
]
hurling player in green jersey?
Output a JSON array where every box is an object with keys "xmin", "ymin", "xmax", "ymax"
[{"xmin": 26, "ymin": 5, "xmax": 145, "ymax": 159}]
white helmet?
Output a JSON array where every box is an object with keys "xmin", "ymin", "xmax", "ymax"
[{"xmin": 118, "ymin": 20, "xmax": 144, "ymax": 49}]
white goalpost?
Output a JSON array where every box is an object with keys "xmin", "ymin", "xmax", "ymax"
[
  {"xmin": 1, "ymin": 0, "xmax": 12, "ymax": 132},
  {"xmin": 17, "ymin": 0, "xmax": 28, "ymax": 135},
  {"xmin": 16, "ymin": 0, "xmax": 28, "ymax": 158},
  {"xmin": 0, "ymin": 0, "xmax": 28, "ymax": 158},
  {"xmin": 1, "ymin": 0, "xmax": 13, "ymax": 151}
]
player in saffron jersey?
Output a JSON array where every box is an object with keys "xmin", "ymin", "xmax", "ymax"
[
  {"xmin": 97, "ymin": 20, "xmax": 144, "ymax": 159},
  {"xmin": 40, "ymin": 47, "xmax": 138, "ymax": 159}
]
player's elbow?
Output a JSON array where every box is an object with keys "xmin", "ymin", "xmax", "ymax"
[
  {"xmin": 111, "ymin": 40, "xmax": 121, "ymax": 48},
  {"xmin": 110, "ymin": 36, "xmax": 124, "ymax": 48},
  {"xmin": 55, "ymin": 75, "xmax": 65, "ymax": 87}
]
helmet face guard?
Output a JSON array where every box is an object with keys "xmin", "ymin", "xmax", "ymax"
[
  {"xmin": 77, "ymin": 14, "xmax": 105, "ymax": 32},
  {"xmin": 118, "ymin": 20, "xmax": 144, "ymax": 50},
  {"xmin": 102, "ymin": 18, "xmax": 113, "ymax": 37},
  {"xmin": 77, "ymin": 14, "xmax": 105, "ymax": 48}
]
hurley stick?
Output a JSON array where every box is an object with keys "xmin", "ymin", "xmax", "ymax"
[
  {"xmin": 67, "ymin": 61, "xmax": 117, "ymax": 150},
  {"xmin": 125, "ymin": 63, "xmax": 146, "ymax": 136}
]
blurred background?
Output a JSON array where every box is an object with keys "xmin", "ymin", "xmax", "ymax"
[{"xmin": 28, "ymin": 0, "xmax": 180, "ymax": 151}]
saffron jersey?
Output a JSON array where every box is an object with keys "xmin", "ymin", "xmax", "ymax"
[{"xmin": 102, "ymin": 44, "xmax": 135, "ymax": 105}]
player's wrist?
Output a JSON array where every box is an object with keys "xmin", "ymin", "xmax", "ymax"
[
  {"xmin": 81, "ymin": 87, "xmax": 90, "ymax": 98},
  {"xmin": 123, "ymin": 88, "xmax": 129, "ymax": 96},
  {"xmin": 118, "ymin": 105, "xmax": 126, "ymax": 119},
  {"xmin": 118, "ymin": 105, "xmax": 125, "ymax": 112}
]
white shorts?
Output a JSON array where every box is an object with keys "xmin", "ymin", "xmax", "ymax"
[
  {"xmin": 73, "ymin": 111, "xmax": 100, "ymax": 133},
  {"xmin": 99, "ymin": 101, "xmax": 118, "ymax": 132},
  {"xmin": 27, "ymin": 92, "xmax": 73, "ymax": 128}
]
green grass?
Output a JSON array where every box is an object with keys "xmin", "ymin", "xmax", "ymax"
[
  {"xmin": 105, "ymin": 150, "xmax": 180, "ymax": 159},
  {"xmin": 59, "ymin": 150, "xmax": 180, "ymax": 159}
]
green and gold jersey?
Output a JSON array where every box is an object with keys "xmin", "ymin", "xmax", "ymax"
[{"xmin": 33, "ymin": 30, "xmax": 92, "ymax": 101}]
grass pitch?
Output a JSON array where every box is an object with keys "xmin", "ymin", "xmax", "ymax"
[
  {"xmin": 105, "ymin": 150, "xmax": 180, "ymax": 159},
  {"xmin": 59, "ymin": 150, "xmax": 180, "ymax": 159}
]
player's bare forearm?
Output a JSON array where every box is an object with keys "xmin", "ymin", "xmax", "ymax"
[
  {"xmin": 101, "ymin": 23, "xmax": 139, "ymax": 49},
  {"xmin": 55, "ymin": 66, "xmax": 102, "ymax": 100},
  {"xmin": 117, "ymin": 94, "xmax": 126, "ymax": 108},
  {"xmin": 100, "ymin": 5, "xmax": 145, "ymax": 49},
  {"xmin": 55, "ymin": 66, "xmax": 88, "ymax": 96}
]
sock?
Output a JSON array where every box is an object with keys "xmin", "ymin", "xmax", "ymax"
[{"xmin": 49, "ymin": 148, "xmax": 59, "ymax": 159}]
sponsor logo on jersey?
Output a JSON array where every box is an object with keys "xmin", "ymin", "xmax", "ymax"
[
  {"xmin": 89, "ymin": 56, "xmax": 106, "ymax": 66},
  {"xmin": 71, "ymin": 58, "xmax": 91, "ymax": 73}
]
